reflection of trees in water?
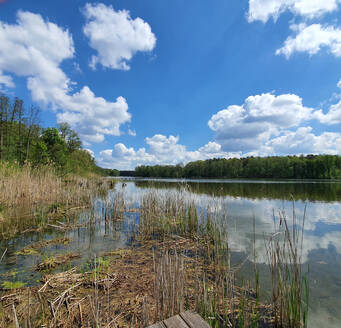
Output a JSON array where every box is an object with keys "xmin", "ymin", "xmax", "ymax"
[{"xmin": 134, "ymin": 180, "xmax": 341, "ymax": 202}]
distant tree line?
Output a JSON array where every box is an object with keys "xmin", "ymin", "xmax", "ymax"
[
  {"xmin": 0, "ymin": 93, "xmax": 113, "ymax": 176},
  {"xmin": 135, "ymin": 155, "xmax": 341, "ymax": 179}
]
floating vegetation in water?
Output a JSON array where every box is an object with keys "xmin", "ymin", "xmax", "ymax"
[
  {"xmin": 15, "ymin": 237, "xmax": 72, "ymax": 256},
  {"xmin": 1, "ymin": 281, "xmax": 26, "ymax": 290},
  {"xmin": 47, "ymin": 220, "xmax": 88, "ymax": 231},
  {"xmin": 37, "ymin": 252, "xmax": 80, "ymax": 271},
  {"xmin": 0, "ymin": 201, "xmax": 86, "ymax": 240},
  {"xmin": 1, "ymin": 269, "xmax": 18, "ymax": 279},
  {"xmin": 0, "ymin": 237, "xmax": 272, "ymax": 327},
  {"xmin": 15, "ymin": 248, "xmax": 39, "ymax": 256}
]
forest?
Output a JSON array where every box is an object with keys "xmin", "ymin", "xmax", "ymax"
[
  {"xmin": 135, "ymin": 155, "xmax": 341, "ymax": 179},
  {"xmin": 0, "ymin": 93, "xmax": 119, "ymax": 176}
]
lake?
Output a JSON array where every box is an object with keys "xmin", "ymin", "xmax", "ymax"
[{"xmin": 1, "ymin": 178, "xmax": 341, "ymax": 327}]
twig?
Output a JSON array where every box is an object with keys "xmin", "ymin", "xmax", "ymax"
[
  {"xmin": 0, "ymin": 293, "xmax": 16, "ymax": 301},
  {"xmin": 12, "ymin": 304, "xmax": 20, "ymax": 328},
  {"xmin": 27, "ymin": 289, "xmax": 31, "ymax": 328},
  {"xmin": 78, "ymin": 302, "xmax": 83, "ymax": 326},
  {"xmin": 47, "ymin": 224, "xmax": 66, "ymax": 230},
  {"xmin": 56, "ymin": 220, "xmax": 66, "ymax": 226},
  {"xmin": 0, "ymin": 248, "xmax": 7, "ymax": 263},
  {"xmin": 104, "ymin": 313, "xmax": 123, "ymax": 328},
  {"xmin": 49, "ymin": 283, "xmax": 82, "ymax": 327},
  {"xmin": 38, "ymin": 278, "xmax": 53, "ymax": 293}
]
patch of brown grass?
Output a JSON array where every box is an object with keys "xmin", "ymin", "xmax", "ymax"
[{"xmin": 0, "ymin": 162, "xmax": 109, "ymax": 208}]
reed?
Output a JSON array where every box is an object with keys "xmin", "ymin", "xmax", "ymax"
[
  {"xmin": 0, "ymin": 161, "xmax": 110, "ymax": 208},
  {"xmin": 153, "ymin": 249, "xmax": 185, "ymax": 321},
  {"xmin": 265, "ymin": 206, "xmax": 309, "ymax": 328},
  {"xmin": 134, "ymin": 188, "xmax": 267, "ymax": 327},
  {"xmin": 139, "ymin": 188, "xmax": 200, "ymax": 239},
  {"xmin": 136, "ymin": 188, "xmax": 308, "ymax": 327}
]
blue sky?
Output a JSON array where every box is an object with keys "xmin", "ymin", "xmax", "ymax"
[{"xmin": 1, "ymin": 0, "xmax": 341, "ymax": 169}]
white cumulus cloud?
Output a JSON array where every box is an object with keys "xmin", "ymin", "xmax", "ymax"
[
  {"xmin": 277, "ymin": 23, "xmax": 341, "ymax": 58},
  {"xmin": 0, "ymin": 70, "xmax": 14, "ymax": 88},
  {"xmin": 269, "ymin": 127, "xmax": 341, "ymax": 155},
  {"xmin": 248, "ymin": 0, "xmax": 340, "ymax": 23},
  {"xmin": 83, "ymin": 3, "xmax": 156, "ymax": 70},
  {"xmin": 208, "ymin": 93, "xmax": 314, "ymax": 153},
  {"xmin": 313, "ymin": 79, "xmax": 341, "ymax": 124},
  {"xmin": 207, "ymin": 91, "xmax": 341, "ymax": 157},
  {"xmin": 0, "ymin": 10, "xmax": 131, "ymax": 144},
  {"xmin": 315, "ymin": 99, "xmax": 341, "ymax": 125},
  {"xmin": 98, "ymin": 135, "xmax": 238, "ymax": 170}
]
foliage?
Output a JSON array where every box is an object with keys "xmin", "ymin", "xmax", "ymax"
[
  {"xmin": 0, "ymin": 93, "xmax": 112, "ymax": 176},
  {"xmin": 135, "ymin": 155, "xmax": 341, "ymax": 179}
]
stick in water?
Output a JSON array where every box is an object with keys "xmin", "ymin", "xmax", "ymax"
[{"xmin": 0, "ymin": 248, "xmax": 7, "ymax": 263}]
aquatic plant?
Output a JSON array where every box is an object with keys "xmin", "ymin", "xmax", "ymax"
[
  {"xmin": 265, "ymin": 206, "xmax": 309, "ymax": 328},
  {"xmin": 37, "ymin": 252, "xmax": 80, "ymax": 271},
  {"xmin": 2, "ymin": 281, "xmax": 26, "ymax": 289},
  {"xmin": 153, "ymin": 249, "xmax": 185, "ymax": 321}
]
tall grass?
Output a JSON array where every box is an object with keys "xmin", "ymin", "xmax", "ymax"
[
  {"xmin": 0, "ymin": 161, "xmax": 108, "ymax": 208},
  {"xmin": 266, "ymin": 206, "xmax": 309, "ymax": 328},
  {"xmin": 139, "ymin": 187, "xmax": 202, "ymax": 239}
]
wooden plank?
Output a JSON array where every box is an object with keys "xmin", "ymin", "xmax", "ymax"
[
  {"xmin": 148, "ymin": 322, "xmax": 166, "ymax": 328},
  {"xmin": 163, "ymin": 314, "xmax": 189, "ymax": 328},
  {"xmin": 180, "ymin": 311, "xmax": 211, "ymax": 328},
  {"xmin": 148, "ymin": 311, "xmax": 210, "ymax": 328}
]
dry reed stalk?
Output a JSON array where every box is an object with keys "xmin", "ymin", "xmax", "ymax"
[
  {"xmin": 154, "ymin": 249, "xmax": 185, "ymax": 321},
  {"xmin": 0, "ymin": 162, "xmax": 109, "ymax": 208}
]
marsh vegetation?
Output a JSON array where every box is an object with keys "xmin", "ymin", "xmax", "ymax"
[{"xmin": 0, "ymin": 178, "xmax": 315, "ymax": 327}]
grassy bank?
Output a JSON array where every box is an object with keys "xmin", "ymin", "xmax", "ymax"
[
  {"xmin": 0, "ymin": 186, "xmax": 309, "ymax": 327},
  {"xmin": 0, "ymin": 161, "xmax": 112, "ymax": 208},
  {"xmin": 0, "ymin": 161, "xmax": 115, "ymax": 240}
]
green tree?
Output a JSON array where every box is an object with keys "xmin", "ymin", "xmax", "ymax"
[
  {"xmin": 58, "ymin": 122, "xmax": 82, "ymax": 153},
  {"xmin": 41, "ymin": 128, "xmax": 68, "ymax": 167}
]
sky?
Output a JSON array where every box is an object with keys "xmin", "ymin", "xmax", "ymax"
[{"xmin": 0, "ymin": 0, "xmax": 341, "ymax": 169}]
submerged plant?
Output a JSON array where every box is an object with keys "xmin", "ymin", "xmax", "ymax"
[
  {"xmin": 15, "ymin": 248, "xmax": 39, "ymax": 256},
  {"xmin": 2, "ymin": 280, "xmax": 26, "ymax": 289}
]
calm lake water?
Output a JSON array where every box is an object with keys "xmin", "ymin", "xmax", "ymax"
[{"xmin": 1, "ymin": 178, "xmax": 341, "ymax": 327}]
